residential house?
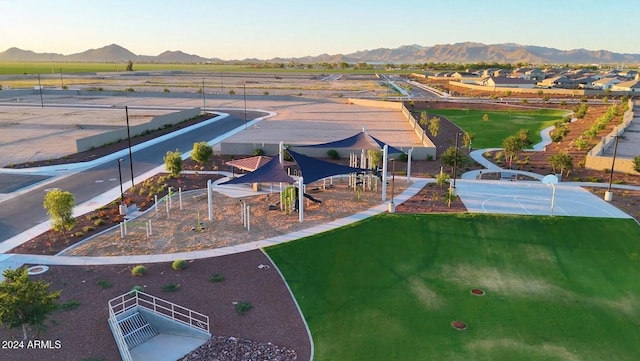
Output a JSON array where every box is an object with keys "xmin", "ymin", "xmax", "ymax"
[
  {"xmin": 451, "ymin": 71, "xmax": 481, "ymax": 84},
  {"xmin": 480, "ymin": 76, "xmax": 535, "ymax": 89},
  {"xmin": 610, "ymin": 78, "xmax": 640, "ymax": 92},
  {"xmin": 538, "ymin": 76, "xmax": 577, "ymax": 89},
  {"xmin": 591, "ymin": 77, "xmax": 622, "ymax": 90}
]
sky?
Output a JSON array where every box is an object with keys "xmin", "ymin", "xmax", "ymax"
[{"xmin": 1, "ymin": 0, "xmax": 639, "ymax": 60}]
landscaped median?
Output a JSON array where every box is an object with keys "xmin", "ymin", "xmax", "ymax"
[{"xmin": 266, "ymin": 213, "xmax": 640, "ymax": 361}]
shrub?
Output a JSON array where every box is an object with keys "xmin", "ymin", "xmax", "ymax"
[
  {"xmin": 228, "ymin": 90, "xmax": 236, "ymax": 95},
  {"xmin": 97, "ymin": 280, "xmax": 112, "ymax": 289},
  {"xmin": 634, "ymin": 155, "xmax": 640, "ymax": 173},
  {"xmin": 235, "ymin": 301, "xmax": 252, "ymax": 315},
  {"xmin": 263, "ymin": 91, "xmax": 269, "ymax": 95},
  {"xmin": 426, "ymin": 154, "xmax": 434, "ymax": 161},
  {"xmin": 164, "ymin": 150, "xmax": 183, "ymax": 177},
  {"xmin": 171, "ymin": 259, "xmax": 188, "ymax": 271},
  {"xmin": 74, "ymin": 231, "xmax": 84, "ymax": 237},
  {"xmin": 573, "ymin": 136, "xmax": 589, "ymax": 151},
  {"xmin": 253, "ymin": 148, "xmax": 266, "ymax": 156},
  {"xmin": 93, "ymin": 219, "xmax": 105, "ymax": 227},
  {"xmin": 131, "ymin": 265, "xmax": 147, "ymax": 276},
  {"xmin": 327, "ymin": 149, "xmax": 340, "ymax": 160},
  {"xmin": 131, "ymin": 285, "xmax": 144, "ymax": 292},
  {"xmin": 398, "ymin": 153, "xmax": 409, "ymax": 162},
  {"xmin": 209, "ymin": 274, "xmax": 225, "ymax": 283},
  {"xmin": 191, "ymin": 141, "xmax": 213, "ymax": 163},
  {"xmin": 162, "ymin": 283, "xmax": 180, "ymax": 292}
]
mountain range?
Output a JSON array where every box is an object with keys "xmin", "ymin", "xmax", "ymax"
[{"xmin": 1, "ymin": 42, "xmax": 639, "ymax": 64}]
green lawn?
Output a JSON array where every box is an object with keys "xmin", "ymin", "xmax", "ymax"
[
  {"xmin": 426, "ymin": 109, "xmax": 570, "ymax": 148},
  {"xmin": 266, "ymin": 214, "xmax": 640, "ymax": 361}
]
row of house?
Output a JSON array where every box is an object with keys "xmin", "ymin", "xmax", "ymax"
[{"xmin": 433, "ymin": 67, "xmax": 640, "ymax": 92}]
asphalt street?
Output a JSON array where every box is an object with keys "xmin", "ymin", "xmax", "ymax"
[{"xmin": 0, "ymin": 109, "xmax": 266, "ymax": 244}]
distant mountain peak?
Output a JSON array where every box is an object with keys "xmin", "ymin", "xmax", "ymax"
[{"xmin": 0, "ymin": 42, "xmax": 638, "ymax": 64}]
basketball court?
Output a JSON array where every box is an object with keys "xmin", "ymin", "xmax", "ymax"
[{"xmin": 456, "ymin": 179, "xmax": 631, "ymax": 218}]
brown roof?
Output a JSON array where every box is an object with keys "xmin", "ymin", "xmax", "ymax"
[{"xmin": 226, "ymin": 155, "xmax": 295, "ymax": 172}]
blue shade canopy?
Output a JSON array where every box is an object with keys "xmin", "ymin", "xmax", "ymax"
[
  {"xmin": 286, "ymin": 149, "xmax": 366, "ymax": 185},
  {"xmin": 293, "ymin": 131, "xmax": 405, "ymax": 154},
  {"xmin": 220, "ymin": 156, "xmax": 295, "ymax": 185}
]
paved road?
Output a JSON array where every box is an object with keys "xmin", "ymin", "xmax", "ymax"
[{"xmin": 0, "ymin": 109, "xmax": 266, "ymax": 244}]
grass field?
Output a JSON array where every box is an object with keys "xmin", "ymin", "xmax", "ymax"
[
  {"xmin": 426, "ymin": 109, "xmax": 570, "ymax": 148},
  {"xmin": 267, "ymin": 214, "xmax": 640, "ymax": 361}
]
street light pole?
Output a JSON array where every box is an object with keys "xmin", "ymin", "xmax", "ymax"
[
  {"xmin": 202, "ymin": 77, "xmax": 206, "ymax": 112},
  {"xmin": 605, "ymin": 135, "xmax": 619, "ymax": 201},
  {"xmin": 243, "ymin": 83, "xmax": 247, "ymax": 130},
  {"xmin": 125, "ymin": 106, "xmax": 134, "ymax": 187},
  {"xmin": 37, "ymin": 74, "xmax": 44, "ymax": 108},
  {"xmin": 452, "ymin": 133, "xmax": 461, "ymax": 190},
  {"xmin": 117, "ymin": 159, "xmax": 124, "ymax": 203}
]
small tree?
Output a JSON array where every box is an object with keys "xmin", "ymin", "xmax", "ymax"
[
  {"xmin": 502, "ymin": 135, "xmax": 521, "ymax": 169},
  {"xmin": 435, "ymin": 172, "xmax": 450, "ymax": 188},
  {"xmin": 191, "ymin": 142, "xmax": 213, "ymax": 164},
  {"xmin": 164, "ymin": 150, "xmax": 183, "ymax": 177},
  {"xmin": 482, "ymin": 113, "xmax": 490, "ymax": 122},
  {"xmin": 463, "ymin": 131, "xmax": 476, "ymax": 150},
  {"xmin": 516, "ymin": 129, "xmax": 533, "ymax": 149},
  {"xmin": 43, "ymin": 189, "xmax": 76, "ymax": 232},
  {"xmin": 0, "ymin": 268, "xmax": 60, "ymax": 340},
  {"xmin": 439, "ymin": 146, "xmax": 468, "ymax": 170},
  {"xmin": 548, "ymin": 153, "xmax": 573, "ymax": 177},
  {"xmin": 126, "ymin": 60, "xmax": 134, "ymax": 71},
  {"xmin": 367, "ymin": 150, "xmax": 382, "ymax": 169},
  {"xmin": 419, "ymin": 112, "xmax": 428, "ymax": 127},
  {"xmin": 428, "ymin": 117, "xmax": 440, "ymax": 137}
]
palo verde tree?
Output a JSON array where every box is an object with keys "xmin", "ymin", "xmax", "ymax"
[
  {"xmin": 0, "ymin": 268, "xmax": 61, "ymax": 340},
  {"xmin": 164, "ymin": 150, "xmax": 183, "ymax": 177},
  {"xmin": 43, "ymin": 189, "xmax": 76, "ymax": 232},
  {"xmin": 191, "ymin": 141, "xmax": 213, "ymax": 164}
]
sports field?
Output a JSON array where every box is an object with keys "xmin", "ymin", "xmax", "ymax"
[
  {"xmin": 427, "ymin": 109, "xmax": 570, "ymax": 148},
  {"xmin": 267, "ymin": 213, "xmax": 640, "ymax": 361}
]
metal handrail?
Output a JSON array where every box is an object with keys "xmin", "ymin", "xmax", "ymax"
[
  {"xmin": 108, "ymin": 303, "xmax": 133, "ymax": 361},
  {"xmin": 108, "ymin": 290, "xmax": 209, "ymax": 333}
]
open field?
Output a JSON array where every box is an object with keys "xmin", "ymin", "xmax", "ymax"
[
  {"xmin": 426, "ymin": 108, "xmax": 570, "ymax": 148},
  {"xmin": 0, "ymin": 62, "xmax": 410, "ymax": 75},
  {"xmin": 267, "ymin": 213, "xmax": 640, "ymax": 361}
]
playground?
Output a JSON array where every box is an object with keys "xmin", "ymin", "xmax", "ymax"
[{"xmin": 62, "ymin": 177, "xmax": 409, "ymax": 256}]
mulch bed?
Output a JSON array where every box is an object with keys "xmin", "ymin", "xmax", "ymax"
[{"xmin": 0, "ymin": 250, "xmax": 311, "ymax": 361}]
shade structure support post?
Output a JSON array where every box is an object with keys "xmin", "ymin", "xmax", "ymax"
[
  {"xmin": 407, "ymin": 148, "xmax": 413, "ymax": 181},
  {"xmin": 207, "ymin": 180, "xmax": 213, "ymax": 221},
  {"xmin": 298, "ymin": 177, "xmax": 304, "ymax": 223},
  {"xmin": 381, "ymin": 145, "xmax": 388, "ymax": 201}
]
